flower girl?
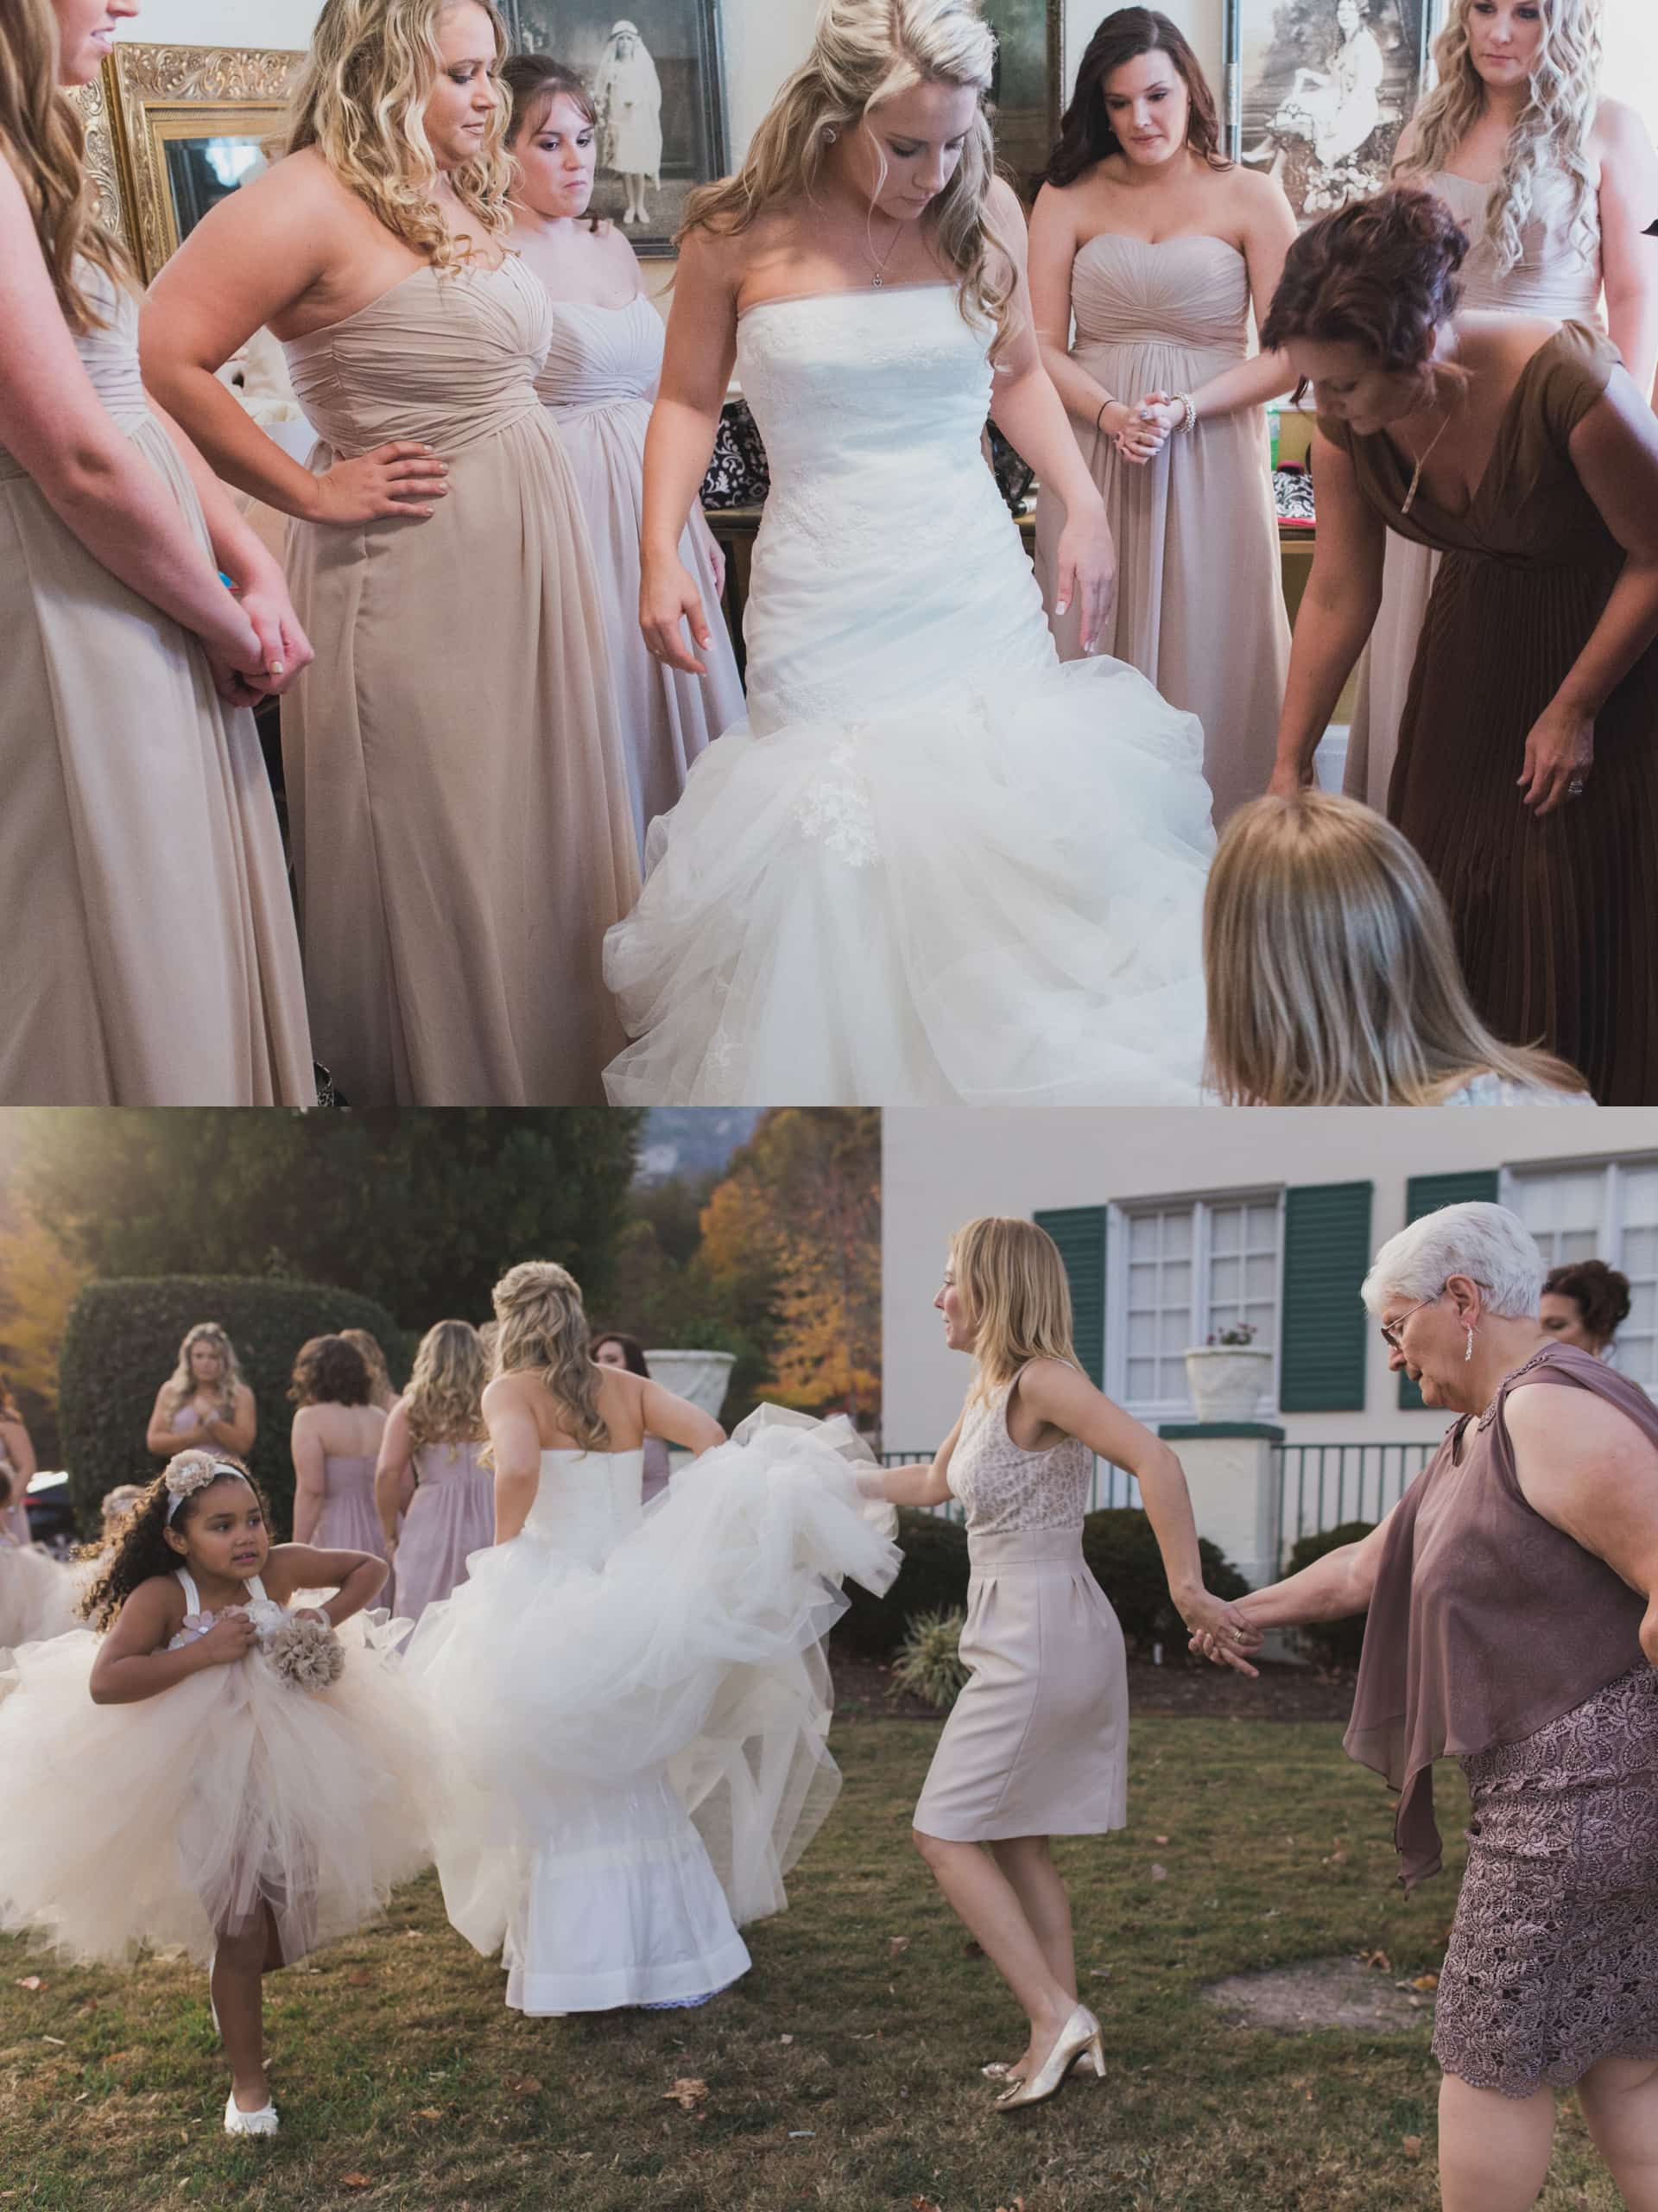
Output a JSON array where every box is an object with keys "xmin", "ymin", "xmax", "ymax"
[{"xmin": 0, "ymin": 1451, "xmax": 430, "ymax": 2136}]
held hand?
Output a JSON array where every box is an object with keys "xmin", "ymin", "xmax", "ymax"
[
  {"xmin": 641, "ymin": 555, "xmax": 712, "ymax": 676},
  {"xmin": 193, "ymin": 1611, "xmax": 258, "ymax": 1668},
  {"xmin": 1052, "ymin": 504, "xmax": 1117, "ymax": 657},
  {"xmin": 235, "ymin": 580, "xmax": 315, "ymax": 700},
  {"xmin": 1136, "ymin": 393, "xmax": 1184, "ymax": 436},
  {"xmin": 1099, "ymin": 398, "xmax": 1168, "ymax": 468},
  {"xmin": 1517, "ymin": 699, "xmax": 1594, "ymax": 816},
  {"xmin": 311, "ymin": 441, "xmax": 449, "ymax": 526},
  {"xmin": 1177, "ymin": 1590, "xmax": 1262, "ymax": 1677}
]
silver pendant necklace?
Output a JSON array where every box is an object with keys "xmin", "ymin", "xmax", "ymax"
[
  {"xmin": 866, "ymin": 213, "xmax": 903, "ymax": 288},
  {"xmin": 1399, "ymin": 405, "xmax": 1452, "ymax": 517}
]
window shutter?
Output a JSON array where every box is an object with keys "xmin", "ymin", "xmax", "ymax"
[
  {"xmin": 1396, "ymin": 1170, "xmax": 1502, "ymax": 1410},
  {"xmin": 1279, "ymin": 1182, "xmax": 1373, "ymax": 1411},
  {"xmin": 1035, "ymin": 1207, "xmax": 1106, "ymax": 1386}
]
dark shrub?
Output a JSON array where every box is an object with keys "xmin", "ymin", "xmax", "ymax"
[
  {"xmin": 59, "ymin": 1277, "xmax": 405, "ymax": 1538},
  {"xmin": 1282, "ymin": 1519, "xmax": 1376, "ymax": 1670},
  {"xmin": 1082, "ymin": 1509, "xmax": 1250, "ymax": 1660},
  {"xmin": 832, "ymin": 1508, "xmax": 971, "ymax": 1657}
]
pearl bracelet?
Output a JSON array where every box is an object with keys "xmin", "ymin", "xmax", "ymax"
[{"xmin": 1176, "ymin": 392, "xmax": 1199, "ymax": 434}]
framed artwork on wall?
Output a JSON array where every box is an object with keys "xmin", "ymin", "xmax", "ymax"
[
  {"xmin": 1225, "ymin": 0, "xmax": 1440, "ymax": 224},
  {"xmin": 502, "ymin": 2, "xmax": 729, "ymax": 255},
  {"xmin": 982, "ymin": 0, "xmax": 1066, "ymax": 201}
]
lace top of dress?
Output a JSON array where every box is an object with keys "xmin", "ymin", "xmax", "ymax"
[
  {"xmin": 1432, "ymin": 165, "xmax": 1602, "ymax": 321},
  {"xmin": 1070, "ymin": 232, "xmax": 1250, "ymax": 361},
  {"xmin": 167, "ymin": 1566, "xmax": 283, "ymax": 1650},
  {"xmin": 0, "ymin": 263, "xmax": 147, "ymax": 479},
  {"xmin": 533, "ymin": 290, "xmax": 661, "ymax": 417},
  {"xmin": 1344, "ymin": 1341, "xmax": 1653, "ymax": 1886},
  {"xmin": 283, "ymin": 257, "xmax": 553, "ymax": 457},
  {"xmin": 946, "ymin": 1370, "xmax": 1094, "ymax": 1537},
  {"xmin": 522, "ymin": 1447, "xmax": 648, "ymax": 1570}
]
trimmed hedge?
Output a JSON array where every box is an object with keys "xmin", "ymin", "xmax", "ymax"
[
  {"xmin": 1283, "ymin": 1519, "xmax": 1375, "ymax": 1670},
  {"xmin": 59, "ymin": 1277, "xmax": 405, "ymax": 1538},
  {"xmin": 831, "ymin": 1505, "xmax": 1249, "ymax": 1664}
]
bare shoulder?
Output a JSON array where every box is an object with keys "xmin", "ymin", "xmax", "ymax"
[
  {"xmin": 482, "ymin": 1369, "xmax": 539, "ymax": 1414},
  {"xmin": 123, "ymin": 1572, "xmax": 185, "ymax": 1636},
  {"xmin": 1016, "ymin": 1356, "xmax": 1091, "ymax": 1410},
  {"xmin": 1230, "ymin": 162, "xmax": 1296, "ymax": 228},
  {"xmin": 1592, "ymin": 96, "xmax": 1650, "ymax": 161},
  {"xmin": 984, "ymin": 174, "xmax": 1029, "ymax": 238},
  {"xmin": 1505, "ymin": 1374, "xmax": 1653, "ymax": 1462}
]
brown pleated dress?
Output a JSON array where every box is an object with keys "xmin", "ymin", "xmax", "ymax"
[{"xmin": 1319, "ymin": 324, "xmax": 1658, "ymax": 1104}]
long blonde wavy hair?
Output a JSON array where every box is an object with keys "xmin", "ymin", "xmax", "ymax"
[
  {"xmin": 285, "ymin": 0, "xmax": 512, "ymax": 270},
  {"xmin": 402, "ymin": 1319, "xmax": 487, "ymax": 1451},
  {"xmin": 1399, "ymin": 0, "xmax": 1601, "ymax": 277},
  {"xmin": 1204, "ymin": 793, "xmax": 1585, "ymax": 1105},
  {"xmin": 683, "ymin": 0, "xmax": 1020, "ymax": 356},
  {"xmin": 490, "ymin": 1261, "xmax": 610, "ymax": 1451},
  {"xmin": 0, "ymin": 0, "xmax": 130, "ymax": 331},
  {"xmin": 161, "ymin": 1322, "xmax": 244, "ymax": 1423},
  {"xmin": 952, "ymin": 1217, "xmax": 1080, "ymax": 1404}
]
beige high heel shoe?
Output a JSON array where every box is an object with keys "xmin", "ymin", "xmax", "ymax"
[
  {"xmin": 993, "ymin": 2006, "xmax": 1105, "ymax": 2112},
  {"xmin": 982, "ymin": 2044, "xmax": 1106, "ymax": 2086}
]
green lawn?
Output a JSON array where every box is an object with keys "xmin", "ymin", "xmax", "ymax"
[{"xmin": 0, "ymin": 1715, "xmax": 1620, "ymax": 2211}]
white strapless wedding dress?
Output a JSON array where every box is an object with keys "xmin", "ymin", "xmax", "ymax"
[
  {"xmin": 402, "ymin": 1411, "xmax": 898, "ymax": 2013},
  {"xmin": 602, "ymin": 282, "xmax": 1216, "ymax": 1106}
]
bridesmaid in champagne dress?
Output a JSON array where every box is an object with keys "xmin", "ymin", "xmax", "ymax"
[
  {"xmin": 504, "ymin": 58, "xmax": 744, "ymax": 860},
  {"xmin": 1347, "ymin": 0, "xmax": 1658, "ymax": 808},
  {"xmin": 1, "ymin": 0, "xmax": 313, "ymax": 1106},
  {"xmin": 142, "ymin": 0, "xmax": 638, "ymax": 1106},
  {"xmin": 1029, "ymin": 12, "xmax": 1295, "ymax": 826},
  {"xmin": 375, "ymin": 1321, "xmax": 493, "ymax": 1625},
  {"xmin": 289, "ymin": 1337, "xmax": 390, "ymax": 1581}
]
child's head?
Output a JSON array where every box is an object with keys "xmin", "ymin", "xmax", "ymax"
[
  {"xmin": 99, "ymin": 1482, "xmax": 145, "ymax": 1545},
  {"xmin": 81, "ymin": 1452, "xmax": 273, "ymax": 1628}
]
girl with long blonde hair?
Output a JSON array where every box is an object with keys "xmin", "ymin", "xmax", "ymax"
[
  {"xmin": 602, "ymin": 0, "xmax": 1217, "ymax": 1109},
  {"xmin": 142, "ymin": 0, "xmax": 639, "ymax": 1109},
  {"xmin": 1345, "ymin": 0, "xmax": 1658, "ymax": 813},
  {"xmin": 373, "ymin": 1318, "xmax": 491, "ymax": 1619},
  {"xmin": 0, "ymin": 0, "xmax": 313, "ymax": 1107},
  {"xmin": 146, "ymin": 1323, "xmax": 258, "ymax": 1462},
  {"xmin": 858, "ymin": 1216, "xmax": 1256, "ymax": 2109},
  {"xmin": 403, "ymin": 1257, "xmax": 899, "ymax": 2019},
  {"xmin": 1205, "ymin": 792, "xmax": 1590, "ymax": 1105}
]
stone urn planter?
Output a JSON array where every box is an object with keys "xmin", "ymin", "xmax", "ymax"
[
  {"xmin": 643, "ymin": 1348, "xmax": 736, "ymax": 1422},
  {"xmin": 1182, "ymin": 1344, "xmax": 1273, "ymax": 1423}
]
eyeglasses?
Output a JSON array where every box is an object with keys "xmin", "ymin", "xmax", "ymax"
[{"xmin": 1378, "ymin": 1279, "xmax": 1492, "ymax": 1351}]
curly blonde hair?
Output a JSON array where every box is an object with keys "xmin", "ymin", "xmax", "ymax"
[
  {"xmin": 1399, "ymin": 0, "xmax": 1601, "ymax": 278},
  {"xmin": 161, "ymin": 1322, "xmax": 244, "ymax": 1425},
  {"xmin": 403, "ymin": 1319, "xmax": 487, "ymax": 1451},
  {"xmin": 951, "ymin": 1217, "xmax": 1081, "ymax": 1404},
  {"xmin": 490, "ymin": 1261, "xmax": 609, "ymax": 1452},
  {"xmin": 0, "ymin": 0, "xmax": 131, "ymax": 331},
  {"xmin": 285, "ymin": 0, "xmax": 512, "ymax": 270},
  {"xmin": 683, "ymin": 0, "xmax": 1019, "ymax": 357}
]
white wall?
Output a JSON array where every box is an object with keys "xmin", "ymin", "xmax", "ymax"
[
  {"xmin": 881, "ymin": 1106, "xmax": 1658, "ymax": 1459},
  {"xmin": 122, "ymin": 0, "xmax": 323, "ymax": 45}
]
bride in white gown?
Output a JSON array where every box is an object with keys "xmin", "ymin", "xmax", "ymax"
[
  {"xmin": 602, "ymin": 0, "xmax": 1217, "ymax": 1108},
  {"xmin": 402, "ymin": 1261, "xmax": 899, "ymax": 2014}
]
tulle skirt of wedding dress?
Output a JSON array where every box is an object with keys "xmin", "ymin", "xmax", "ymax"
[
  {"xmin": 402, "ymin": 1412, "xmax": 900, "ymax": 2011},
  {"xmin": 0, "ymin": 1544, "xmax": 80, "ymax": 1653}
]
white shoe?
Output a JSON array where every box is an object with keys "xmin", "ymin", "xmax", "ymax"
[{"xmin": 224, "ymin": 2089, "xmax": 279, "ymax": 2137}]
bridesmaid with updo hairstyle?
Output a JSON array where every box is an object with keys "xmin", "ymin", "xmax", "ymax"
[
  {"xmin": 1029, "ymin": 8, "xmax": 1295, "ymax": 824},
  {"xmin": 1541, "ymin": 1260, "xmax": 1633, "ymax": 1362},
  {"xmin": 1265, "ymin": 186, "xmax": 1658, "ymax": 1105},
  {"xmin": 502, "ymin": 54, "xmax": 744, "ymax": 863},
  {"xmin": 141, "ymin": 0, "xmax": 639, "ymax": 1107}
]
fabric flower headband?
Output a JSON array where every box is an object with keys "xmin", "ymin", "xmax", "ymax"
[{"xmin": 164, "ymin": 1455, "xmax": 245, "ymax": 1523}]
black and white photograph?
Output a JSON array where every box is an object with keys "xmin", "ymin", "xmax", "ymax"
[{"xmin": 504, "ymin": 0, "xmax": 728, "ymax": 248}]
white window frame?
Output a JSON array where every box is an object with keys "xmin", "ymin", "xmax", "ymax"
[
  {"xmin": 1105, "ymin": 1186, "xmax": 1286, "ymax": 1423},
  {"xmin": 1500, "ymin": 1150, "xmax": 1658, "ymax": 1385}
]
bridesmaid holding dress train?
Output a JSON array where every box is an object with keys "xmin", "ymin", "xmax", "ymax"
[
  {"xmin": 1029, "ymin": 9, "xmax": 1295, "ymax": 826},
  {"xmin": 142, "ymin": 0, "xmax": 639, "ymax": 1106},
  {"xmin": 0, "ymin": 0, "xmax": 313, "ymax": 1106},
  {"xmin": 859, "ymin": 1216, "xmax": 1258, "ymax": 2110},
  {"xmin": 1347, "ymin": 0, "xmax": 1658, "ymax": 810},
  {"xmin": 503, "ymin": 55, "xmax": 744, "ymax": 861}
]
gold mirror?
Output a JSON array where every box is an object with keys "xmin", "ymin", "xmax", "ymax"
[{"xmin": 73, "ymin": 43, "xmax": 301, "ymax": 281}]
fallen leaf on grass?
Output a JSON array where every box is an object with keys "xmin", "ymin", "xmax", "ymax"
[
  {"xmin": 1361, "ymin": 1949, "xmax": 1391, "ymax": 1972},
  {"xmin": 1149, "ymin": 1863, "xmax": 1168, "ymax": 1881},
  {"xmin": 1409, "ymin": 1973, "xmax": 1440, "ymax": 1992},
  {"xmin": 340, "ymin": 2177, "xmax": 372, "ymax": 2190},
  {"xmin": 16, "ymin": 1978, "xmax": 44, "ymax": 1993},
  {"xmin": 661, "ymin": 2077, "xmax": 708, "ymax": 2112},
  {"xmin": 41, "ymin": 2037, "xmax": 66, "ymax": 2047},
  {"xmin": 1323, "ymin": 1847, "xmax": 1350, "ymax": 1867},
  {"xmin": 1402, "ymin": 2137, "xmax": 1424, "ymax": 2160},
  {"xmin": 1154, "ymin": 1834, "xmax": 1170, "ymax": 1845},
  {"xmin": 505, "ymin": 2076, "xmax": 543, "ymax": 2096},
  {"xmin": 347, "ymin": 1969, "xmax": 374, "ymax": 1987},
  {"xmin": 889, "ymin": 1936, "xmax": 911, "ymax": 1955},
  {"xmin": 414, "ymin": 2107, "xmax": 444, "ymax": 2121},
  {"xmin": 994, "ymin": 2200, "xmax": 1027, "ymax": 2212},
  {"xmin": 779, "ymin": 2034, "xmax": 794, "ymax": 2045}
]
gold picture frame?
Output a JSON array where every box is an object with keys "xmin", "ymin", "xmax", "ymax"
[{"xmin": 73, "ymin": 42, "xmax": 302, "ymax": 282}]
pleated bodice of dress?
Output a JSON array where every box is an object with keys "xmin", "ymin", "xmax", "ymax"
[
  {"xmin": 1070, "ymin": 231, "xmax": 1251, "ymax": 380},
  {"xmin": 947, "ymin": 1385, "xmax": 1093, "ymax": 1537},
  {"xmin": 533, "ymin": 289, "xmax": 660, "ymax": 421},
  {"xmin": 284, "ymin": 256, "xmax": 552, "ymax": 455},
  {"xmin": 1433, "ymin": 166, "xmax": 1602, "ymax": 320},
  {"xmin": 524, "ymin": 1448, "xmax": 647, "ymax": 1570}
]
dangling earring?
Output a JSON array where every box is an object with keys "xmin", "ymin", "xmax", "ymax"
[
  {"xmin": 1464, "ymin": 1325, "xmax": 1474, "ymax": 1364},
  {"xmin": 825, "ymin": 127, "xmax": 838, "ymax": 143}
]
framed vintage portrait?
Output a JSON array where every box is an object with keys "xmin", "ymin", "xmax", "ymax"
[
  {"xmin": 1225, "ymin": 0, "xmax": 1440, "ymax": 224},
  {"xmin": 982, "ymin": 0, "xmax": 1066, "ymax": 201},
  {"xmin": 71, "ymin": 42, "xmax": 301, "ymax": 281},
  {"xmin": 503, "ymin": 2, "xmax": 729, "ymax": 254}
]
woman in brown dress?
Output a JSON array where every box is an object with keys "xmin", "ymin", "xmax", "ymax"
[
  {"xmin": 1196, "ymin": 1200, "xmax": 1658, "ymax": 2211},
  {"xmin": 1264, "ymin": 187, "xmax": 1658, "ymax": 1105}
]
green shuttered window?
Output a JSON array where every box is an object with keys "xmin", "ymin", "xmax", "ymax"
[
  {"xmin": 1397, "ymin": 1170, "xmax": 1502, "ymax": 1410},
  {"xmin": 1035, "ymin": 1206, "xmax": 1106, "ymax": 1386},
  {"xmin": 1279, "ymin": 1182, "xmax": 1373, "ymax": 1412}
]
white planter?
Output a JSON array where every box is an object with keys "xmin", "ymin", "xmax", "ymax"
[
  {"xmin": 644, "ymin": 1348, "xmax": 736, "ymax": 1421},
  {"xmin": 1182, "ymin": 1346, "xmax": 1273, "ymax": 1423}
]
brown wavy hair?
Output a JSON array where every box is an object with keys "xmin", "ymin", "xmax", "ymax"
[
  {"xmin": 288, "ymin": 1334, "xmax": 371, "ymax": 1408},
  {"xmin": 81, "ymin": 1453, "xmax": 270, "ymax": 1632},
  {"xmin": 1043, "ymin": 8, "xmax": 1229, "ymax": 188},
  {"xmin": 1262, "ymin": 185, "xmax": 1469, "ymax": 376},
  {"xmin": 491, "ymin": 1260, "xmax": 609, "ymax": 1451},
  {"xmin": 402, "ymin": 1319, "xmax": 487, "ymax": 1451},
  {"xmin": 1544, "ymin": 1258, "xmax": 1632, "ymax": 1343},
  {"xmin": 501, "ymin": 53, "xmax": 604, "ymax": 232},
  {"xmin": 0, "ymin": 0, "xmax": 130, "ymax": 331}
]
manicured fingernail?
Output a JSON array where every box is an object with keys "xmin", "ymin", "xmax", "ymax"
[{"xmin": 269, "ymin": 659, "xmax": 284, "ymax": 674}]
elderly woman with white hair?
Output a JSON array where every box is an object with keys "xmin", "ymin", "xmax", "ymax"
[{"xmin": 1196, "ymin": 1201, "xmax": 1658, "ymax": 2212}]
